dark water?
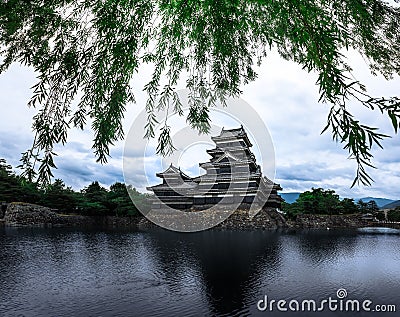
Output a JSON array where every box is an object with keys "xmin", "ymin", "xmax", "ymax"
[{"xmin": 0, "ymin": 227, "xmax": 399, "ymax": 317}]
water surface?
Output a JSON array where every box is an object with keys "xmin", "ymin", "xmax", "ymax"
[{"xmin": 0, "ymin": 227, "xmax": 399, "ymax": 316}]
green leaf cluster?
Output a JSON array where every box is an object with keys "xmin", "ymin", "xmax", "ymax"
[
  {"xmin": 282, "ymin": 187, "xmax": 380, "ymax": 218},
  {"xmin": 387, "ymin": 207, "xmax": 400, "ymax": 222}
]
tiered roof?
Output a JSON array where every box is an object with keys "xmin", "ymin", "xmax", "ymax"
[
  {"xmin": 211, "ymin": 125, "xmax": 253, "ymax": 147},
  {"xmin": 155, "ymin": 163, "xmax": 192, "ymax": 180},
  {"xmin": 147, "ymin": 126, "xmax": 283, "ymax": 210},
  {"xmin": 147, "ymin": 163, "xmax": 196, "ymax": 191}
]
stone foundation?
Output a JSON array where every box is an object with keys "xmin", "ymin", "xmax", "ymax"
[
  {"xmin": 2, "ymin": 203, "xmax": 287, "ymax": 230},
  {"xmin": 3, "ymin": 203, "xmax": 142, "ymax": 228},
  {"xmin": 136, "ymin": 207, "xmax": 287, "ymax": 230},
  {"xmin": 2, "ymin": 203, "xmax": 376, "ymax": 231},
  {"xmin": 287, "ymin": 214, "xmax": 370, "ymax": 229}
]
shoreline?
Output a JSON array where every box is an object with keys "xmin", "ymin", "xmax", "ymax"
[{"xmin": 1, "ymin": 202, "xmax": 399, "ymax": 231}]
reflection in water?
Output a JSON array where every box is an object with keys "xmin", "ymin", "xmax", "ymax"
[
  {"xmin": 144, "ymin": 230, "xmax": 283, "ymax": 316},
  {"xmin": 0, "ymin": 227, "xmax": 399, "ymax": 317}
]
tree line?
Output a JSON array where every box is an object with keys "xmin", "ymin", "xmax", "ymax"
[
  {"xmin": 282, "ymin": 187, "xmax": 400, "ymax": 222},
  {"xmin": 0, "ymin": 158, "xmax": 149, "ymax": 216},
  {"xmin": 282, "ymin": 187, "xmax": 379, "ymax": 218}
]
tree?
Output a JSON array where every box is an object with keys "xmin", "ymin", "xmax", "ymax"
[
  {"xmin": 356, "ymin": 199, "xmax": 368, "ymax": 213},
  {"xmin": 282, "ymin": 188, "xmax": 360, "ymax": 216},
  {"xmin": 281, "ymin": 201, "xmax": 304, "ymax": 219},
  {"xmin": 387, "ymin": 207, "xmax": 400, "ymax": 221},
  {"xmin": 283, "ymin": 188, "xmax": 361, "ymax": 216},
  {"xmin": 1, "ymin": 1, "xmax": 400, "ymax": 185},
  {"xmin": 356, "ymin": 199, "xmax": 379, "ymax": 213},
  {"xmin": 18, "ymin": 180, "xmax": 42, "ymax": 204},
  {"xmin": 340, "ymin": 198, "xmax": 358, "ymax": 214},
  {"xmin": 40, "ymin": 179, "xmax": 79, "ymax": 213},
  {"xmin": 108, "ymin": 182, "xmax": 141, "ymax": 216},
  {"xmin": 366, "ymin": 200, "xmax": 379, "ymax": 213},
  {"xmin": 126, "ymin": 185, "xmax": 151, "ymax": 215},
  {"xmin": 0, "ymin": 158, "xmax": 21, "ymax": 202},
  {"xmin": 295, "ymin": 187, "xmax": 343, "ymax": 215},
  {"xmin": 0, "ymin": 158, "xmax": 42, "ymax": 203},
  {"xmin": 375, "ymin": 211, "xmax": 386, "ymax": 221},
  {"xmin": 79, "ymin": 181, "xmax": 109, "ymax": 215}
]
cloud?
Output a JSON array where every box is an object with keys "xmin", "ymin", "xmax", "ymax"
[
  {"xmin": 276, "ymin": 161, "xmax": 353, "ymax": 183},
  {"xmin": 53, "ymin": 154, "xmax": 125, "ymax": 190},
  {"xmin": 0, "ymin": 131, "xmax": 34, "ymax": 169}
]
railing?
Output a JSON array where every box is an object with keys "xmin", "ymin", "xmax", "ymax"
[{"xmin": 364, "ymin": 220, "xmax": 400, "ymax": 229}]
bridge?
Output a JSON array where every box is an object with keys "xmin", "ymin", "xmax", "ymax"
[{"xmin": 364, "ymin": 221, "xmax": 400, "ymax": 230}]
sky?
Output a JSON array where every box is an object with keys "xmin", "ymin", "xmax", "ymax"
[{"xmin": 0, "ymin": 48, "xmax": 400, "ymax": 200}]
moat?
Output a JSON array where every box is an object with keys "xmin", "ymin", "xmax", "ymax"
[{"xmin": 1, "ymin": 227, "xmax": 399, "ymax": 316}]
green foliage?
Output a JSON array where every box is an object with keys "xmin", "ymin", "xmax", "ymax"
[
  {"xmin": 126, "ymin": 185, "xmax": 151, "ymax": 215},
  {"xmin": 40, "ymin": 179, "xmax": 79, "ymax": 213},
  {"xmin": 78, "ymin": 181, "xmax": 150, "ymax": 216},
  {"xmin": 356, "ymin": 199, "xmax": 379, "ymax": 213},
  {"xmin": 387, "ymin": 208, "xmax": 400, "ymax": 222},
  {"xmin": 281, "ymin": 201, "xmax": 303, "ymax": 219},
  {"xmin": 18, "ymin": 181, "xmax": 42, "ymax": 204},
  {"xmin": 282, "ymin": 187, "xmax": 360, "ymax": 216},
  {"xmin": 375, "ymin": 211, "xmax": 386, "ymax": 221},
  {"xmin": 1, "ymin": 1, "xmax": 400, "ymax": 185},
  {"xmin": 284, "ymin": 191, "xmax": 383, "ymax": 217},
  {"xmin": 296, "ymin": 188, "xmax": 343, "ymax": 215},
  {"xmin": 0, "ymin": 158, "xmax": 147, "ymax": 217},
  {"xmin": 0, "ymin": 158, "xmax": 42, "ymax": 203},
  {"xmin": 108, "ymin": 182, "xmax": 149, "ymax": 216},
  {"xmin": 340, "ymin": 198, "xmax": 359, "ymax": 214},
  {"xmin": 0, "ymin": 158, "xmax": 21, "ymax": 202},
  {"xmin": 79, "ymin": 181, "xmax": 110, "ymax": 215}
]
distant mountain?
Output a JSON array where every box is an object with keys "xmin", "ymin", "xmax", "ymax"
[
  {"xmin": 381, "ymin": 200, "xmax": 400, "ymax": 209},
  {"xmin": 281, "ymin": 192, "xmax": 301, "ymax": 204},
  {"xmin": 356, "ymin": 197, "xmax": 396, "ymax": 208}
]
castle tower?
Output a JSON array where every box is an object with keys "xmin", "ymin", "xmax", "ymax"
[{"xmin": 147, "ymin": 127, "xmax": 282, "ymax": 211}]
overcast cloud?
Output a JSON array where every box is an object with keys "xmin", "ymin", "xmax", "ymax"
[{"xmin": 0, "ymin": 49, "xmax": 399, "ymax": 199}]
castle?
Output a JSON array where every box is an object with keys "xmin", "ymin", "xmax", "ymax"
[{"xmin": 147, "ymin": 126, "xmax": 282, "ymax": 211}]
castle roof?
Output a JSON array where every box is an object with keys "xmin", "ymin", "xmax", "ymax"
[
  {"xmin": 211, "ymin": 126, "xmax": 252, "ymax": 147},
  {"xmin": 155, "ymin": 163, "xmax": 192, "ymax": 180}
]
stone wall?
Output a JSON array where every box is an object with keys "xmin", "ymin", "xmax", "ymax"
[
  {"xmin": 2, "ymin": 202, "xmax": 373, "ymax": 230},
  {"xmin": 4, "ymin": 203, "xmax": 58, "ymax": 227},
  {"xmin": 217, "ymin": 208, "xmax": 287, "ymax": 230},
  {"xmin": 135, "ymin": 207, "xmax": 288, "ymax": 231},
  {"xmin": 3, "ymin": 203, "xmax": 142, "ymax": 228},
  {"xmin": 2, "ymin": 203, "xmax": 288, "ymax": 230},
  {"xmin": 286, "ymin": 213, "xmax": 369, "ymax": 229}
]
